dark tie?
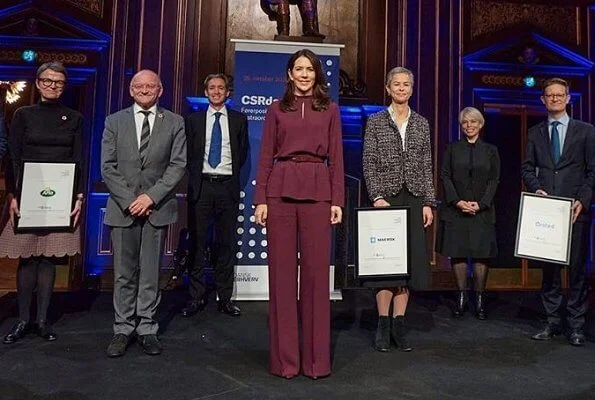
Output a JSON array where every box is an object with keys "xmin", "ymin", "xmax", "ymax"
[
  {"xmin": 551, "ymin": 121, "xmax": 561, "ymax": 164},
  {"xmin": 208, "ymin": 112, "xmax": 222, "ymax": 168},
  {"xmin": 139, "ymin": 110, "xmax": 151, "ymax": 162}
]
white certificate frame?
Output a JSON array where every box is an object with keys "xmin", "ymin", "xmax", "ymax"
[
  {"xmin": 514, "ymin": 192, "xmax": 573, "ymax": 265},
  {"xmin": 15, "ymin": 161, "xmax": 77, "ymax": 232},
  {"xmin": 355, "ymin": 207, "xmax": 410, "ymax": 278}
]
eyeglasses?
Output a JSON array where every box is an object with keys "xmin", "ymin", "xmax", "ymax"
[
  {"xmin": 38, "ymin": 78, "xmax": 66, "ymax": 88},
  {"xmin": 543, "ymin": 93, "xmax": 568, "ymax": 100},
  {"xmin": 131, "ymin": 83, "xmax": 160, "ymax": 91}
]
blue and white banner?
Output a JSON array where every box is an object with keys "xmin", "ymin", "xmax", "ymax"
[{"xmin": 230, "ymin": 39, "xmax": 343, "ymax": 300}]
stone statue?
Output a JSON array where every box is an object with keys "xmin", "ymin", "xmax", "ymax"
[{"xmin": 260, "ymin": 0, "xmax": 325, "ymax": 40}]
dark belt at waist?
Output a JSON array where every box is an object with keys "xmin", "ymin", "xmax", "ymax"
[
  {"xmin": 276, "ymin": 154, "xmax": 326, "ymax": 163},
  {"xmin": 202, "ymin": 174, "xmax": 232, "ymax": 182}
]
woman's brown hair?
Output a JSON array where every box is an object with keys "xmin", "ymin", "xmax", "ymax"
[{"xmin": 279, "ymin": 49, "xmax": 330, "ymax": 112}]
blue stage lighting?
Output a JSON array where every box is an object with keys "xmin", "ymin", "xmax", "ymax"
[
  {"xmin": 523, "ymin": 76, "xmax": 536, "ymax": 88},
  {"xmin": 22, "ymin": 49, "xmax": 37, "ymax": 63}
]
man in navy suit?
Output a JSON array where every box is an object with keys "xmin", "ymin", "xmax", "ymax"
[
  {"xmin": 521, "ymin": 77, "xmax": 595, "ymax": 346},
  {"xmin": 182, "ymin": 74, "xmax": 248, "ymax": 317}
]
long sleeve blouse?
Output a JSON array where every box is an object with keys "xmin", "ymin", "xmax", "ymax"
[
  {"xmin": 254, "ymin": 97, "xmax": 344, "ymax": 207},
  {"xmin": 7, "ymin": 101, "xmax": 85, "ymax": 195}
]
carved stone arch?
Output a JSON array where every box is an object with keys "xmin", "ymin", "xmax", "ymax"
[{"xmin": 0, "ymin": 2, "xmax": 111, "ymax": 291}]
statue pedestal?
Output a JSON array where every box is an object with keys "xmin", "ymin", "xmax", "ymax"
[{"xmin": 274, "ymin": 35, "xmax": 324, "ymax": 43}]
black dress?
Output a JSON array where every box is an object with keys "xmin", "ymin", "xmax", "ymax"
[{"xmin": 436, "ymin": 139, "xmax": 500, "ymax": 258}]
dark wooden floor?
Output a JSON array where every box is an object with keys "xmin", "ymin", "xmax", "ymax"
[{"xmin": 0, "ymin": 289, "xmax": 594, "ymax": 400}]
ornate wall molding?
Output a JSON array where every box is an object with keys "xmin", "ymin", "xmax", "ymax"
[
  {"xmin": 471, "ymin": 1, "xmax": 577, "ymax": 45},
  {"xmin": 0, "ymin": 50, "xmax": 88, "ymax": 64},
  {"xmin": 62, "ymin": 0, "xmax": 104, "ymax": 18}
]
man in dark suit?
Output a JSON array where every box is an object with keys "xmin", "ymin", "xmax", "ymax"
[
  {"xmin": 182, "ymin": 74, "xmax": 249, "ymax": 317},
  {"xmin": 101, "ymin": 70, "xmax": 187, "ymax": 357},
  {"xmin": 521, "ymin": 77, "xmax": 595, "ymax": 347}
]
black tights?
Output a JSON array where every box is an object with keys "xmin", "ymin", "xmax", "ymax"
[
  {"xmin": 16, "ymin": 256, "xmax": 56, "ymax": 324},
  {"xmin": 451, "ymin": 258, "xmax": 488, "ymax": 292}
]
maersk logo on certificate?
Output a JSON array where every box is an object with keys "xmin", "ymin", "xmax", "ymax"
[{"xmin": 370, "ymin": 236, "xmax": 396, "ymax": 244}]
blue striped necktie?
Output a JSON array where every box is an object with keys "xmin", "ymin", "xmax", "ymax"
[
  {"xmin": 551, "ymin": 121, "xmax": 561, "ymax": 164},
  {"xmin": 208, "ymin": 112, "xmax": 222, "ymax": 168}
]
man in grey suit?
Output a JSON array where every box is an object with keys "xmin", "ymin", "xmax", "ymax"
[
  {"xmin": 521, "ymin": 77, "xmax": 595, "ymax": 347},
  {"xmin": 101, "ymin": 69, "xmax": 186, "ymax": 357}
]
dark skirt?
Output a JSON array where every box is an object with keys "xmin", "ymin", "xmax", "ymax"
[
  {"xmin": 436, "ymin": 210, "xmax": 497, "ymax": 259},
  {"xmin": 361, "ymin": 189, "xmax": 431, "ymax": 291}
]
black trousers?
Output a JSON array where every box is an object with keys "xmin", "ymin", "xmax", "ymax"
[
  {"xmin": 541, "ymin": 220, "xmax": 590, "ymax": 330},
  {"xmin": 188, "ymin": 178, "xmax": 238, "ymax": 302}
]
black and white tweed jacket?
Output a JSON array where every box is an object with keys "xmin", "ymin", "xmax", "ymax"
[{"xmin": 362, "ymin": 108, "xmax": 436, "ymax": 206}]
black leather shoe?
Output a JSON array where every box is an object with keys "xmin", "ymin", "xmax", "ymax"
[
  {"xmin": 475, "ymin": 292, "xmax": 487, "ymax": 320},
  {"xmin": 181, "ymin": 299, "xmax": 206, "ymax": 317},
  {"xmin": 568, "ymin": 329, "xmax": 586, "ymax": 347},
  {"xmin": 106, "ymin": 334, "xmax": 129, "ymax": 357},
  {"xmin": 531, "ymin": 324, "xmax": 562, "ymax": 341},
  {"xmin": 217, "ymin": 300, "xmax": 241, "ymax": 317},
  {"xmin": 453, "ymin": 291, "xmax": 467, "ymax": 318},
  {"xmin": 3, "ymin": 320, "xmax": 29, "ymax": 344},
  {"xmin": 139, "ymin": 334, "xmax": 162, "ymax": 355},
  {"xmin": 37, "ymin": 323, "xmax": 57, "ymax": 341}
]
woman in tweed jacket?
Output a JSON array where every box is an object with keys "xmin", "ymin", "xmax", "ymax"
[{"xmin": 362, "ymin": 67, "xmax": 436, "ymax": 353}]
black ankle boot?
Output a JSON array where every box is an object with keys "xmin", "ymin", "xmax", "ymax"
[
  {"xmin": 453, "ymin": 291, "xmax": 467, "ymax": 318},
  {"xmin": 476, "ymin": 292, "xmax": 487, "ymax": 320},
  {"xmin": 390, "ymin": 316, "xmax": 412, "ymax": 352},
  {"xmin": 374, "ymin": 316, "xmax": 390, "ymax": 352}
]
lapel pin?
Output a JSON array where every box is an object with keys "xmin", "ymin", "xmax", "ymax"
[
  {"xmin": 158, "ymin": 113, "xmax": 164, "ymax": 119},
  {"xmin": 61, "ymin": 115, "xmax": 67, "ymax": 120}
]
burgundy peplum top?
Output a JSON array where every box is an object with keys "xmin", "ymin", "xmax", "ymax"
[{"xmin": 254, "ymin": 96, "xmax": 344, "ymax": 207}]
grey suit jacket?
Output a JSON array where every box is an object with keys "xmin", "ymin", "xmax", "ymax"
[{"xmin": 101, "ymin": 105, "xmax": 187, "ymax": 227}]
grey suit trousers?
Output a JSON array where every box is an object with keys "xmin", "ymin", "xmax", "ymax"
[{"xmin": 111, "ymin": 219, "xmax": 165, "ymax": 336}]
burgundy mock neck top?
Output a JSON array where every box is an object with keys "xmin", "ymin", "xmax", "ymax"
[{"xmin": 254, "ymin": 96, "xmax": 344, "ymax": 207}]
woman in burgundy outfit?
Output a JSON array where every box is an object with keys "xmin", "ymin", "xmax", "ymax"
[{"xmin": 254, "ymin": 49, "xmax": 344, "ymax": 379}]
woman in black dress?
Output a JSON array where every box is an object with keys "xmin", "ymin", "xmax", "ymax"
[
  {"xmin": 437, "ymin": 107, "xmax": 500, "ymax": 319},
  {"xmin": 2, "ymin": 62, "xmax": 85, "ymax": 344}
]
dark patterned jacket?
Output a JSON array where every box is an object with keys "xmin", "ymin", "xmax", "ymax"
[{"xmin": 363, "ymin": 108, "xmax": 436, "ymax": 206}]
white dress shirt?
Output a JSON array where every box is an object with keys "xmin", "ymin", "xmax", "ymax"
[
  {"xmin": 388, "ymin": 105, "xmax": 411, "ymax": 150},
  {"xmin": 203, "ymin": 105, "xmax": 232, "ymax": 175},
  {"xmin": 133, "ymin": 103, "xmax": 157, "ymax": 149}
]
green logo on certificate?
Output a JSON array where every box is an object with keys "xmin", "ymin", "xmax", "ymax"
[{"xmin": 40, "ymin": 187, "xmax": 56, "ymax": 197}]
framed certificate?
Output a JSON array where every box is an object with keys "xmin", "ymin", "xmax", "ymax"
[
  {"xmin": 15, "ymin": 161, "xmax": 77, "ymax": 232},
  {"xmin": 355, "ymin": 207, "xmax": 410, "ymax": 278},
  {"xmin": 514, "ymin": 192, "xmax": 573, "ymax": 265}
]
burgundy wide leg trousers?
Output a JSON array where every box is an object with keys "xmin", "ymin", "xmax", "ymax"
[{"xmin": 266, "ymin": 197, "xmax": 332, "ymax": 378}]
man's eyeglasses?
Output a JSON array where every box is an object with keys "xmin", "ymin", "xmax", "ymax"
[
  {"xmin": 543, "ymin": 93, "xmax": 568, "ymax": 100},
  {"xmin": 38, "ymin": 78, "xmax": 66, "ymax": 88},
  {"xmin": 131, "ymin": 83, "xmax": 160, "ymax": 91}
]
